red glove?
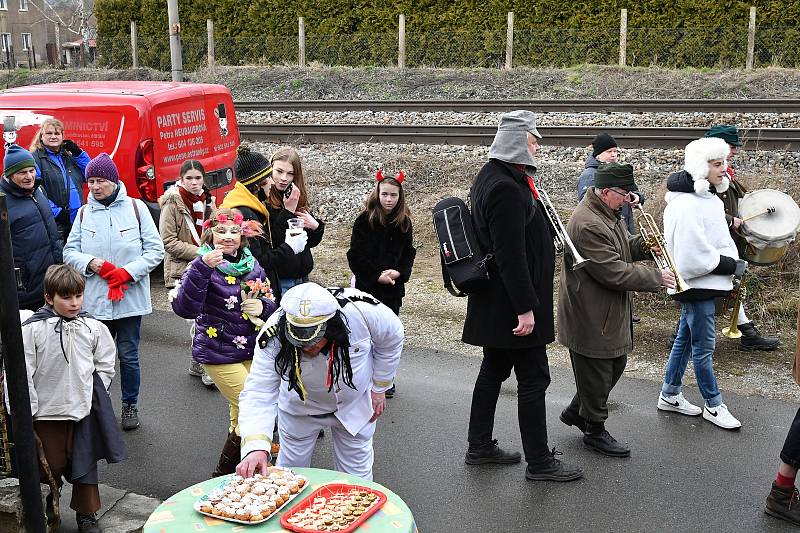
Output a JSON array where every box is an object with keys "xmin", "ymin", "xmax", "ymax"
[
  {"xmin": 106, "ymin": 267, "xmax": 133, "ymax": 288},
  {"xmin": 107, "ymin": 284, "xmax": 129, "ymax": 302},
  {"xmin": 99, "ymin": 261, "xmax": 117, "ymax": 279}
]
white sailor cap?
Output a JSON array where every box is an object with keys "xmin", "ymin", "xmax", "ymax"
[{"xmin": 281, "ymin": 282, "xmax": 339, "ymax": 347}]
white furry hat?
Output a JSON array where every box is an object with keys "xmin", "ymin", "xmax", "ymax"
[{"xmin": 683, "ymin": 137, "xmax": 730, "ymax": 194}]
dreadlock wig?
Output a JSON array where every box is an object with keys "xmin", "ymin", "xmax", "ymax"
[{"xmin": 273, "ymin": 311, "xmax": 356, "ymax": 402}]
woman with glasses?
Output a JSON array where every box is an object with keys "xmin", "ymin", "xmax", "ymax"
[{"xmin": 171, "ymin": 208, "xmax": 278, "ymax": 477}]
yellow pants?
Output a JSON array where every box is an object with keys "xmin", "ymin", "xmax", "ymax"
[{"xmin": 203, "ymin": 360, "xmax": 252, "ymax": 435}]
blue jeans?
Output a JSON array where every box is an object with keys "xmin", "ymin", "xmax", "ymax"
[
  {"xmin": 103, "ymin": 316, "xmax": 142, "ymax": 405},
  {"xmin": 279, "ymin": 277, "xmax": 307, "ymax": 297},
  {"xmin": 661, "ymin": 299, "xmax": 723, "ymax": 408}
]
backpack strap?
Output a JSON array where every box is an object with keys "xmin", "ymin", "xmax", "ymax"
[{"xmin": 439, "ymin": 252, "xmax": 465, "ymax": 297}]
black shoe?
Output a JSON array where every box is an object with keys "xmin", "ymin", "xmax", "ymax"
[
  {"xmin": 632, "ymin": 313, "xmax": 641, "ymax": 324},
  {"xmin": 385, "ymin": 385, "xmax": 396, "ymax": 399},
  {"xmin": 465, "ymin": 439, "xmax": 521, "ymax": 465},
  {"xmin": 559, "ymin": 408, "xmax": 587, "ymax": 433},
  {"xmin": 121, "ymin": 403, "xmax": 139, "ymax": 431},
  {"xmin": 318, "ymin": 429, "xmax": 325, "ymax": 439},
  {"xmin": 739, "ymin": 322, "xmax": 780, "ymax": 351},
  {"xmin": 525, "ymin": 448, "xmax": 583, "ymax": 482},
  {"xmin": 765, "ymin": 482, "xmax": 800, "ymax": 526},
  {"xmin": 583, "ymin": 426, "xmax": 631, "ymax": 457},
  {"xmin": 76, "ymin": 512, "xmax": 102, "ymax": 533}
]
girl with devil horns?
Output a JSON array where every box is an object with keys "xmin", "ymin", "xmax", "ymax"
[{"xmin": 347, "ymin": 169, "xmax": 415, "ymax": 395}]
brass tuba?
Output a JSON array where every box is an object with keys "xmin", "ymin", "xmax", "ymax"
[
  {"xmin": 635, "ymin": 205, "xmax": 690, "ymax": 293},
  {"xmin": 722, "ymin": 273, "xmax": 746, "ymax": 338},
  {"xmin": 538, "ymin": 188, "xmax": 589, "ymax": 270}
]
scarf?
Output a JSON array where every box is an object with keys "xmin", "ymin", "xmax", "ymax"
[
  {"xmin": 198, "ymin": 243, "xmax": 256, "ymax": 277},
  {"xmin": 178, "ymin": 184, "xmax": 207, "ymax": 244},
  {"xmin": 97, "ymin": 185, "xmax": 120, "ymax": 207}
]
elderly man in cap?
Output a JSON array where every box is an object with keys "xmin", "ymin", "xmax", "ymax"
[
  {"xmin": 558, "ymin": 163, "xmax": 675, "ymax": 457},
  {"xmin": 703, "ymin": 125, "xmax": 779, "ymax": 351},
  {"xmin": 235, "ymin": 282, "xmax": 403, "ymax": 480},
  {"xmin": 463, "ymin": 110, "xmax": 583, "ymax": 482}
]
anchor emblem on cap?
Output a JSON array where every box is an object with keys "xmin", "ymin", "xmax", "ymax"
[{"xmin": 299, "ymin": 299, "xmax": 311, "ymax": 316}]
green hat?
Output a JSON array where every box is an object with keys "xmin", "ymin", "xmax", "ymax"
[
  {"xmin": 704, "ymin": 125, "xmax": 741, "ymax": 147},
  {"xmin": 595, "ymin": 163, "xmax": 638, "ymax": 192}
]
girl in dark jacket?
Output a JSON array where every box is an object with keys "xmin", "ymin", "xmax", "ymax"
[
  {"xmin": 171, "ymin": 208, "xmax": 278, "ymax": 477},
  {"xmin": 266, "ymin": 147, "xmax": 325, "ymax": 295},
  {"xmin": 347, "ymin": 170, "xmax": 415, "ymax": 315}
]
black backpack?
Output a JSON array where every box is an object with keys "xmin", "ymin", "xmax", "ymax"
[{"xmin": 432, "ymin": 196, "xmax": 492, "ymax": 297}]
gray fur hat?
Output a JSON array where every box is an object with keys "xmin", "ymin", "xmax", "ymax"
[{"xmin": 683, "ymin": 137, "xmax": 730, "ymax": 194}]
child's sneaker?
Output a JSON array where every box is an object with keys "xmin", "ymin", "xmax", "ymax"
[
  {"xmin": 657, "ymin": 392, "xmax": 702, "ymax": 416},
  {"xmin": 703, "ymin": 403, "xmax": 741, "ymax": 430},
  {"xmin": 121, "ymin": 403, "xmax": 139, "ymax": 431}
]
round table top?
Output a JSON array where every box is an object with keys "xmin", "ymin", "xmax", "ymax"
[{"xmin": 143, "ymin": 467, "xmax": 417, "ymax": 532}]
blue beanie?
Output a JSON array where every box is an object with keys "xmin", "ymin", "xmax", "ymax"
[
  {"xmin": 85, "ymin": 153, "xmax": 119, "ymax": 183},
  {"xmin": 3, "ymin": 144, "xmax": 35, "ymax": 178}
]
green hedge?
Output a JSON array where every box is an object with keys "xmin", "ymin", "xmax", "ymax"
[{"xmin": 95, "ymin": 0, "xmax": 800, "ymax": 69}]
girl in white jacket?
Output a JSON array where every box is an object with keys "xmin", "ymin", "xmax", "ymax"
[{"xmin": 656, "ymin": 137, "xmax": 746, "ymax": 430}]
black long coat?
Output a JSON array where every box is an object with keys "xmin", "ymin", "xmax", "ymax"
[
  {"xmin": 265, "ymin": 203, "xmax": 325, "ymax": 280},
  {"xmin": 347, "ymin": 211, "xmax": 416, "ymax": 310},
  {"xmin": 462, "ymin": 159, "xmax": 556, "ymax": 349}
]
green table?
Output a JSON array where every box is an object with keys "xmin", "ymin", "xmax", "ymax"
[{"xmin": 143, "ymin": 467, "xmax": 418, "ymax": 532}]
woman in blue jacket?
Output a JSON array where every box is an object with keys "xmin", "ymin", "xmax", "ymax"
[{"xmin": 64, "ymin": 153, "xmax": 164, "ymax": 432}]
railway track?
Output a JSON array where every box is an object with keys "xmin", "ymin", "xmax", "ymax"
[
  {"xmin": 235, "ymin": 99, "xmax": 800, "ymax": 114},
  {"xmin": 238, "ymin": 124, "xmax": 800, "ymax": 150}
]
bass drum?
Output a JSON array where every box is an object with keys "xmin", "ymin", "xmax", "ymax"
[{"xmin": 738, "ymin": 189, "xmax": 800, "ymax": 265}]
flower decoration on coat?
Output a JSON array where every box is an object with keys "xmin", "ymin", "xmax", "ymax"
[
  {"xmin": 206, "ymin": 326, "xmax": 218, "ymax": 339},
  {"xmin": 224, "ymin": 295, "xmax": 238, "ymax": 310},
  {"xmin": 225, "ymin": 275, "xmax": 237, "ymax": 285},
  {"xmin": 233, "ymin": 335, "xmax": 247, "ymax": 350}
]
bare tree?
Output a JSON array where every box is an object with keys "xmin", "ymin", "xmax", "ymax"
[{"xmin": 29, "ymin": 0, "xmax": 95, "ymax": 65}]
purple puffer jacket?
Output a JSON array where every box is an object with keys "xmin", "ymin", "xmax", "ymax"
[{"xmin": 172, "ymin": 256, "xmax": 277, "ymax": 365}]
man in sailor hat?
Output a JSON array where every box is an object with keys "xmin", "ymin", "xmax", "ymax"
[{"xmin": 236, "ymin": 282, "xmax": 403, "ymax": 480}]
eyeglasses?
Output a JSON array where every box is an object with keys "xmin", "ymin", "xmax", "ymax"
[
  {"xmin": 608, "ymin": 188, "xmax": 633, "ymax": 200},
  {"xmin": 211, "ymin": 225, "xmax": 242, "ymax": 236}
]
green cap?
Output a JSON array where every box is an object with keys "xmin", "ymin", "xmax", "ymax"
[
  {"xmin": 595, "ymin": 163, "xmax": 638, "ymax": 192},
  {"xmin": 704, "ymin": 125, "xmax": 741, "ymax": 146}
]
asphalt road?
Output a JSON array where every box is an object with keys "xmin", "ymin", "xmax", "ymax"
[{"xmin": 100, "ymin": 310, "xmax": 798, "ymax": 532}]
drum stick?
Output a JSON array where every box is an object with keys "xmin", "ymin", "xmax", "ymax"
[{"xmin": 742, "ymin": 206, "xmax": 776, "ymax": 222}]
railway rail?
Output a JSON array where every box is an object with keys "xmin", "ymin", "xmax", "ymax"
[
  {"xmin": 238, "ymin": 124, "xmax": 800, "ymax": 150},
  {"xmin": 235, "ymin": 99, "xmax": 800, "ymax": 114}
]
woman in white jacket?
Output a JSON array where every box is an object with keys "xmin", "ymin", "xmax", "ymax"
[{"xmin": 656, "ymin": 137, "xmax": 746, "ymax": 430}]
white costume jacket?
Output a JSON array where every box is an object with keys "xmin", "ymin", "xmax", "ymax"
[{"xmin": 239, "ymin": 289, "xmax": 404, "ymax": 458}]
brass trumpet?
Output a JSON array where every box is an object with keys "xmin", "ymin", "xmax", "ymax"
[
  {"xmin": 722, "ymin": 273, "xmax": 746, "ymax": 339},
  {"xmin": 538, "ymin": 188, "xmax": 589, "ymax": 270},
  {"xmin": 635, "ymin": 205, "xmax": 690, "ymax": 293}
]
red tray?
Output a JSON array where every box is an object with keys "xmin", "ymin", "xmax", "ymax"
[{"xmin": 280, "ymin": 483, "xmax": 387, "ymax": 532}]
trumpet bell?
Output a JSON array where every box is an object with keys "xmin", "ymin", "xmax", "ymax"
[{"xmin": 722, "ymin": 325, "xmax": 742, "ymax": 339}]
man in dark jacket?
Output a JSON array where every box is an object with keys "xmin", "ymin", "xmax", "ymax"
[
  {"xmin": 558, "ymin": 163, "xmax": 672, "ymax": 457},
  {"xmin": 463, "ymin": 110, "xmax": 583, "ymax": 482},
  {"xmin": 0, "ymin": 144, "xmax": 63, "ymax": 310}
]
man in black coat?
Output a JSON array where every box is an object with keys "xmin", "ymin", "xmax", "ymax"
[{"xmin": 463, "ymin": 110, "xmax": 583, "ymax": 482}]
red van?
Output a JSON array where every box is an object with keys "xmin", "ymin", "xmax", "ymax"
[{"xmin": 0, "ymin": 81, "xmax": 239, "ymax": 217}]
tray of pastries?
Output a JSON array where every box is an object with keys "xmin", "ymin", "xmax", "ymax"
[
  {"xmin": 280, "ymin": 483, "xmax": 387, "ymax": 532},
  {"xmin": 194, "ymin": 467, "xmax": 308, "ymax": 524}
]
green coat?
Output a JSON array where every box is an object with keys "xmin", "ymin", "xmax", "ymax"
[{"xmin": 557, "ymin": 189, "xmax": 662, "ymax": 359}]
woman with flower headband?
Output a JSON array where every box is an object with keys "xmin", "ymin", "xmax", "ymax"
[
  {"xmin": 171, "ymin": 207, "xmax": 279, "ymax": 477},
  {"xmin": 347, "ymin": 169, "xmax": 416, "ymax": 398}
]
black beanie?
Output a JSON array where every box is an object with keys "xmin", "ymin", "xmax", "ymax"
[
  {"xmin": 234, "ymin": 144, "xmax": 272, "ymax": 189},
  {"xmin": 592, "ymin": 133, "xmax": 618, "ymax": 157}
]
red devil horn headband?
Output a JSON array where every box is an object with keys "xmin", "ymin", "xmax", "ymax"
[{"xmin": 376, "ymin": 169, "xmax": 406, "ymax": 184}]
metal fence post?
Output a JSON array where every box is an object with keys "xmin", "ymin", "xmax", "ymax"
[
  {"xmin": 130, "ymin": 20, "xmax": 138, "ymax": 69},
  {"xmin": 0, "ymin": 193, "xmax": 46, "ymax": 533},
  {"xmin": 207, "ymin": 19, "xmax": 215, "ymax": 68},
  {"xmin": 298, "ymin": 17, "xmax": 306, "ymax": 68},
  {"xmin": 505, "ymin": 11, "xmax": 514, "ymax": 70},
  {"xmin": 398, "ymin": 14, "xmax": 405, "ymax": 69},
  {"xmin": 619, "ymin": 9, "xmax": 627, "ymax": 67},
  {"xmin": 746, "ymin": 6, "xmax": 756, "ymax": 70}
]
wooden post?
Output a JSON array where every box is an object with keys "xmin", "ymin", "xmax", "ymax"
[
  {"xmin": 207, "ymin": 19, "xmax": 215, "ymax": 68},
  {"xmin": 746, "ymin": 6, "xmax": 756, "ymax": 70},
  {"xmin": 166, "ymin": 0, "xmax": 183, "ymax": 81},
  {"xmin": 398, "ymin": 13, "xmax": 405, "ymax": 69},
  {"xmin": 54, "ymin": 22, "xmax": 61, "ymax": 66},
  {"xmin": 130, "ymin": 20, "xmax": 138, "ymax": 69},
  {"xmin": 298, "ymin": 17, "xmax": 306, "ymax": 68},
  {"xmin": 619, "ymin": 9, "xmax": 627, "ymax": 67},
  {"xmin": 504, "ymin": 11, "xmax": 514, "ymax": 70}
]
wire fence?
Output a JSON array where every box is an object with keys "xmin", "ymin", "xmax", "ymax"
[{"xmin": 94, "ymin": 25, "xmax": 800, "ymax": 71}]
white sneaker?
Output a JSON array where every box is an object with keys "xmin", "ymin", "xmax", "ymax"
[
  {"xmin": 657, "ymin": 392, "xmax": 702, "ymax": 416},
  {"xmin": 702, "ymin": 403, "xmax": 741, "ymax": 430},
  {"xmin": 201, "ymin": 371, "xmax": 216, "ymax": 388}
]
